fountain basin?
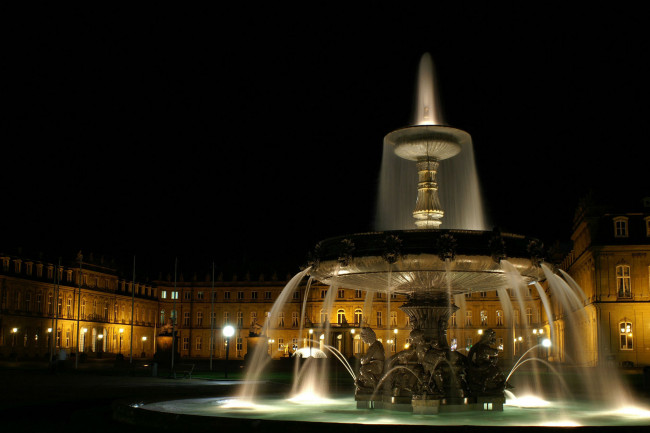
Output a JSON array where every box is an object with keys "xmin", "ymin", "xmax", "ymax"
[{"xmin": 115, "ymin": 394, "xmax": 650, "ymax": 431}]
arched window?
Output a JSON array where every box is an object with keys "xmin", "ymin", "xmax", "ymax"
[
  {"xmin": 337, "ymin": 309, "xmax": 346, "ymax": 324},
  {"xmin": 620, "ymin": 321, "xmax": 633, "ymax": 350},
  {"xmin": 354, "ymin": 308, "xmax": 363, "ymax": 325},
  {"xmin": 320, "ymin": 309, "xmax": 328, "ymax": 324}
]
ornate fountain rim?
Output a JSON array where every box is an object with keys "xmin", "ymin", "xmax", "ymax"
[{"xmin": 307, "ymin": 229, "xmax": 546, "ymax": 295}]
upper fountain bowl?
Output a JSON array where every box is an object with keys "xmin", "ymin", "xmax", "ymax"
[
  {"xmin": 307, "ymin": 229, "xmax": 546, "ymax": 296},
  {"xmin": 384, "ymin": 125, "xmax": 469, "ymax": 161}
]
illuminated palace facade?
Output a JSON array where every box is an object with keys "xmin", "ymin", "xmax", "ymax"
[{"xmin": 1, "ymin": 197, "xmax": 649, "ymax": 367}]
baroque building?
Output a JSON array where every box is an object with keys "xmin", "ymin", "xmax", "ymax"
[
  {"xmin": 559, "ymin": 195, "xmax": 650, "ymax": 367},
  {"xmin": 0, "ymin": 253, "xmax": 158, "ymax": 359},
  {"xmin": 1, "ymin": 196, "xmax": 648, "ymax": 367}
]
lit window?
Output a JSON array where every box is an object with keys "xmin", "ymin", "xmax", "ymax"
[
  {"xmin": 337, "ymin": 309, "xmax": 346, "ymax": 324},
  {"xmin": 480, "ymin": 310, "xmax": 488, "ymax": 326},
  {"xmin": 171, "ymin": 291, "xmax": 178, "ymax": 300},
  {"xmin": 278, "ymin": 338, "xmax": 284, "ymax": 352},
  {"xmin": 161, "ymin": 290, "xmax": 167, "ymax": 299},
  {"xmin": 616, "ymin": 265, "xmax": 631, "ymax": 298},
  {"xmin": 614, "ymin": 217, "xmax": 628, "ymax": 238},
  {"xmin": 354, "ymin": 309, "xmax": 363, "ymax": 325},
  {"xmin": 619, "ymin": 321, "xmax": 633, "ymax": 350},
  {"xmin": 496, "ymin": 310, "xmax": 504, "ymax": 326}
]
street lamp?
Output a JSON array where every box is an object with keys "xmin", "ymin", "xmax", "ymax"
[
  {"xmin": 268, "ymin": 339, "xmax": 275, "ymax": 356},
  {"xmin": 11, "ymin": 327, "xmax": 18, "ymax": 347},
  {"xmin": 223, "ymin": 325, "xmax": 235, "ymax": 378},
  {"xmin": 97, "ymin": 334, "xmax": 104, "ymax": 356},
  {"xmin": 393, "ymin": 328, "xmax": 398, "ymax": 349},
  {"xmin": 141, "ymin": 336, "xmax": 147, "ymax": 357}
]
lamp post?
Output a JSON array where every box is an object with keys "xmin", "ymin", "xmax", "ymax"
[
  {"xmin": 141, "ymin": 336, "xmax": 147, "ymax": 357},
  {"xmin": 97, "ymin": 334, "xmax": 104, "ymax": 358},
  {"xmin": 268, "ymin": 339, "xmax": 275, "ymax": 356},
  {"xmin": 393, "ymin": 328, "xmax": 398, "ymax": 350},
  {"xmin": 223, "ymin": 325, "xmax": 235, "ymax": 378},
  {"xmin": 11, "ymin": 327, "xmax": 18, "ymax": 348}
]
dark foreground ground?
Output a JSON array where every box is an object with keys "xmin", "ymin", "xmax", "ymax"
[{"xmin": 1, "ymin": 357, "xmax": 649, "ymax": 433}]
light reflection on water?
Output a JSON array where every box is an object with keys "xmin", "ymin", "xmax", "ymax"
[{"xmin": 141, "ymin": 396, "xmax": 650, "ymax": 427}]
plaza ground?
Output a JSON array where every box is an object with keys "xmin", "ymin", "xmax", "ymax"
[{"xmin": 1, "ymin": 356, "xmax": 649, "ymax": 432}]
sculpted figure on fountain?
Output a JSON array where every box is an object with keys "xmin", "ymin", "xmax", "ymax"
[
  {"xmin": 467, "ymin": 328, "xmax": 508, "ymax": 395},
  {"xmin": 355, "ymin": 327, "xmax": 385, "ymax": 394}
]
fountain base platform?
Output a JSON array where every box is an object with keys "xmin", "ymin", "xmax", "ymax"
[{"xmin": 356, "ymin": 394, "xmax": 504, "ymax": 413}]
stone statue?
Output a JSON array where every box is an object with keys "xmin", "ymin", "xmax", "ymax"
[
  {"xmin": 249, "ymin": 318, "xmax": 262, "ymax": 337},
  {"xmin": 410, "ymin": 329, "xmax": 446, "ymax": 396},
  {"xmin": 388, "ymin": 329, "xmax": 445, "ymax": 397},
  {"xmin": 467, "ymin": 328, "xmax": 507, "ymax": 395},
  {"xmin": 355, "ymin": 327, "xmax": 385, "ymax": 394}
]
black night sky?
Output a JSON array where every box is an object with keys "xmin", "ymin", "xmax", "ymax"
[{"xmin": 3, "ymin": 5, "xmax": 649, "ymax": 279}]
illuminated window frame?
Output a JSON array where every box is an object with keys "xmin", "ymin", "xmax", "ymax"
[{"xmin": 619, "ymin": 321, "xmax": 633, "ymax": 350}]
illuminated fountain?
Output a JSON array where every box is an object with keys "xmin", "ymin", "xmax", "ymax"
[{"xmin": 120, "ymin": 53, "xmax": 650, "ymax": 429}]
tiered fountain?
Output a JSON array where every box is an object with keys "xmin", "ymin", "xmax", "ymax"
[{"xmin": 306, "ymin": 53, "xmax": 544, "ymax": 413}]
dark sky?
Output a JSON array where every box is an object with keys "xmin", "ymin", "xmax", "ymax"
[{"xmin": 3, "ymin": 5, "xmax": 649, "ymax": 278}]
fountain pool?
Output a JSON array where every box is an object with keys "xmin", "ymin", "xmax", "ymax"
[{"xmin": 120, "ymin": 391, "xmax": 650, "ymax": 431}]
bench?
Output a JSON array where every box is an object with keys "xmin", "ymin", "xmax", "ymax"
[{"xmin": 172, "ymin": 363, "xmax": 195, "ymax": 379}]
